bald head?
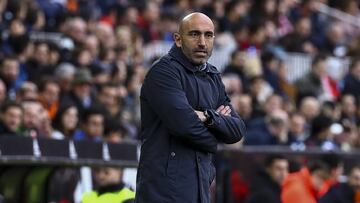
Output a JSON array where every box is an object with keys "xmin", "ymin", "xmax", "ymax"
[
  {"xmin": 178, "ymin": 12, "xmax": 214, "ymax": 34},
  {"xmin": 174, "ymin": 12, "xmax": 215, "ymax": 65}
]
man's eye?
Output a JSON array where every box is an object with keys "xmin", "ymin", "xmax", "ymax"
[
  {"xmin": 205, "ymin": 33, "xmax": 214, "ymax": 38},
  {"xmin": 190, "ymin": 32, "xmax": 199, "ymax": 37}
]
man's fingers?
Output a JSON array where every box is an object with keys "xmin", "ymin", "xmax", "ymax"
[
  {"xmin": 216, "ymin": 105, "xmax": 231, "ymax": 116},
  {"xmin": 216, "ymin": 105, "xmax": 224, "ymax": 112}
]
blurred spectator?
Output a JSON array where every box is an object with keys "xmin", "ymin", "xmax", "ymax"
[
  {"xmin": 240, "ymin": 21, "xmax": 267, "ymax": 52},
  {"xmin": 223, "ymin": 49, "xmax": 250, "ymax": 91},
  {"xmin": 339, "ymin": 94, "xmax": 358, "ymax": 125},
  {"xmin": 319, "ymin": 154, "xmax": 344, "ymax": 196},
  {"xmin": 245, "ymin": 109, "xmax": 289, "ymax": 145},
  {"xmin": 60, "ymin": 69, "xmax": 99, "ymax": 114},
  {"xmin": 248, "ymin": 75, "xmax": 273, "ymax": 115},
  {"xmin": 136, "ymin": 1, "xmax": 161, "ymax": 44},
  {"xmin": 295, "ymin": 54, "xmax": 339, "ymax": 102},
  {"xmin": 15, "ymin": 81, "xmax": 38, "ymax": 102},
  {"xmin": 20, "ymin": 99, "xmax": 45, "ymax": 137},
  {"xmin": 282, "ymin": 159, "xmax": 332, "ymax": 203},
  {"xmin": 319, "ymin": 164, "xmax": 360, "ymax": 203},
  {"xmin": 54, "ymin": 62, "xmax": 76, "ymax": 95},
  {"xmin": 71, "ymin": 47, "xmax": 93, "ymax": 68},
  {"xmin": 221, "ymin": 74, "xmax": 243, "ymax": 97},
  {"xmin": 246, "ymin": 155, "xmax": 289, "ymax": 203},
  {"xmin": 249, "ymin": 0, "xmax": 277, "ymax": 23},
  {"xmin": 84, "ymin": 34, "xmax": 100, "ymax": 59},
  {"xmin": 73, "ymin": 107, "xmax": 106, "ymax": 141},
  {"xmin": 97, "ymin": 83, "xmax": 121, "ymax": 119},
  {"xmin": 38, "ymin": 77, "xmax": 60, "ymax": 120},
  {"xmin": 321, "ymin": 100, "xmax": 341, "ymax": 122},
  {"xmin": 0, "ymin": 101, "xmax": 22, "ymax": 136},
  {"xmin": 305, "ymin": 115, "xmax": 337, "ymax": 150},
  {"xmin": 0, "ymin": 55, "xmax": 22, "ymax": 99},
  {"xmin": 277, "ymin": 61, "xmax": 297, "ymax": 102},
  {"xmin": 262, "ymin": 93, "xmax": 284, "ymax": 117},
  {"xmin": 342, "ymin": 56, "xmax": 360, "ymax": 100},
  {"xmin": 95, "ymin": 23, "xmax": 116, "ymax": 49},
  {"xmin": 82, "ymin": 167, "xmax": 135, "ymax": 203},
  {"xmin": 63, "ymin": 17, "xmax": 87, "ymax": 45},
  {"xmin": 52, "ymin": 104, "xmax": 79, "ymax": 139},
  {"xmin": 104, "ymin": 121, "xmax": 127, "ymax": 144},
  {"xmin": 0, "ymin": 79, "xmax": 7, "ymax": 104},
  {"xmin": 261, "ymin": 51, "xmax": 282, "ymax": 93},
  {"xmin": 231, "ymin": 94, "xmax": 253, "ymax": 125},
  {"xmin": 26, "ymin": 41, "xmax": 53, "ymax": 83},
  {"xmin": 280, "ymin": 16, "xmax": 316, "ymax": 54},
  {"xmin": 299, "ymin": 96, "xmax": 320, "ymax": 123},
  {"xmin": 288, "ymin": 113, "xmax": 308, "ymax": 146},
  {"xmin": 318, "ymin": 22, "xmax": 347, "ymax": 57},
  {"xmin": 218, "ymin": 0, "xmax": 251, "ymax": 32}
]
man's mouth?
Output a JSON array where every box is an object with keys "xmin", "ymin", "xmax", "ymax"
[{"xmin": 194, "ymin": 50, "xmax": 207, "ymax": 57}]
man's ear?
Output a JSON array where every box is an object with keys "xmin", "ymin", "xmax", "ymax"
[{"xmin": 174, "ymin": 33, "xmax": 181, "ymax": 47}]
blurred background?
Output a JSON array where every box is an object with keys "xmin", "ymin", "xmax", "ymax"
[{"xmin": 1, "ymin": 0, "xmax": 360, "ymax": 202}]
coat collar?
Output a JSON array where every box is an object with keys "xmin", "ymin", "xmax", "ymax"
[{"xmin": 168, "ymin": 44, "xmax": 219, "ymax": 74}]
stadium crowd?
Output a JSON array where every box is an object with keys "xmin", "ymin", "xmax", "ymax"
[{"xmin": 2, "ymin": 0, "xmax": 360, "ymax": 202}]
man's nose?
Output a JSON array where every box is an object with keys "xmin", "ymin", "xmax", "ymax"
[{"xmin": 197, "ymin": 34, "xmax": 206, "ymax": 46}]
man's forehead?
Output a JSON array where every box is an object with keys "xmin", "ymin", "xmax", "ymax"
[{"xmin": 180, "ymin": 13, "xmax": 214, "ymax": 32}]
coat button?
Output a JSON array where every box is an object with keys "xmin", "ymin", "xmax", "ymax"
[
  {"xmin": 171, "ymin": 152, "xmax": 176, "ymax": 157},
  {"xmin": 198, "ymin": 157, "xmax": 201, "ymax": 162}
]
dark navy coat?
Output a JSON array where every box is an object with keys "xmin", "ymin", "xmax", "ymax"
[{"xmin": 135, "ymin": 45, "xmax": 246, "ymax": 203}]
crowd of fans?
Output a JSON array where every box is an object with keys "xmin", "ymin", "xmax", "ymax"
[
  {"xmin": 2, "ymin": 0, "xmax": 360, "ymax": 202},
  {"xmin": 1, "ymin": 0, "xmax": 360, "ymax": 149}
]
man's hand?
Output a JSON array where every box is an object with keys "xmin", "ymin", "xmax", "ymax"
[
  {"xmin": 195, "ymin": 110, "xmax": 207, "ymax": 122},
  {"xmin": 216, "ymin": 105, "xmax": 231, "ymax": 116}
]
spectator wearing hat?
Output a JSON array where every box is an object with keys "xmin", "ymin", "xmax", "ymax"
[{"xmin": 60, "ymin": 69, "xmax": 99, "ymax": 115}]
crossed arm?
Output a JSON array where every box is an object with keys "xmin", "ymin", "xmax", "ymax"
[{"xmin": 143, "ymin": 62, "xmax": 244, "ymax": 152}]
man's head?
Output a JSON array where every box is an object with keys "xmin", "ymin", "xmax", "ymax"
[
  {"xmin": 98, "ymin": 83, "xmax": 119, "ymax": 108},
  {"xmin": 308, "ymin": 159, "xmax": 331, "ymax": 191},
  {"xmin": 299, "ymin": 96, "xmax": 320, "ymax": 122},
  {"xmin": 174, "ymin": 12, "xmax": 215, "ymax": 65},
  {"xmin": 39, "ymin": 78, "xmax": 60, "ymax": 104},
  {"xmin": 93, "ymin": 167, "xmax": 122, "ymax": 187},
  {"xmin": 1, "ymin": 55, "xmax": 19, "ymax": 83},
  {"xmin": 21, "ymin": 100, "xmax": 44, "ymax": 130},
  {"xmin": 311, "ymin": 54, "xmax": 328, "ymax": 78},
  {"xmin": 81, "ymin": 107, "xmax": 105, "ymax": 138},
  {"xmin": 348, "ymin": 165, "xmax": 360, "ymax": 191},
  {"xmin": 0, "ymin": 102, "xmax": 22, "ymax": 133},
  {"xmin": 264, "ymin": 155, "xmax": 289, "ymax": 185}
]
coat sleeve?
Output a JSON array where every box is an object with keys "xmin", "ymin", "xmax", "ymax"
[
  {"xmin": 205, "ymin": 79, "xmax": 246, "ymax": 144},
  {"xmin": 142, "ymin": 61, "xmax": 218, "ymax": 153}
]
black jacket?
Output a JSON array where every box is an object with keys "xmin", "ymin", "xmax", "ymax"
[
  {"xmin": 246, "ymin": 168, "xmax": 282, "ymax": 203},
  {"xmin": 319, "ymin": 183, "xmax": 354, "ymax": 203},
  {"xmin": 135, "ymin": 45, "xmax": 245, "ymax": 203}
]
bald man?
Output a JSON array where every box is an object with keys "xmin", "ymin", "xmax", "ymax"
[{"xmin": 136, "ymin": 13, "xmax": 245, "ymax": 203}]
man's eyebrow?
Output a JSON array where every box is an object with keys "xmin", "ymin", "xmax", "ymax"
[{"xmin": 187, "ymin": 30, "xmax": 214, "ymax": 33}]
